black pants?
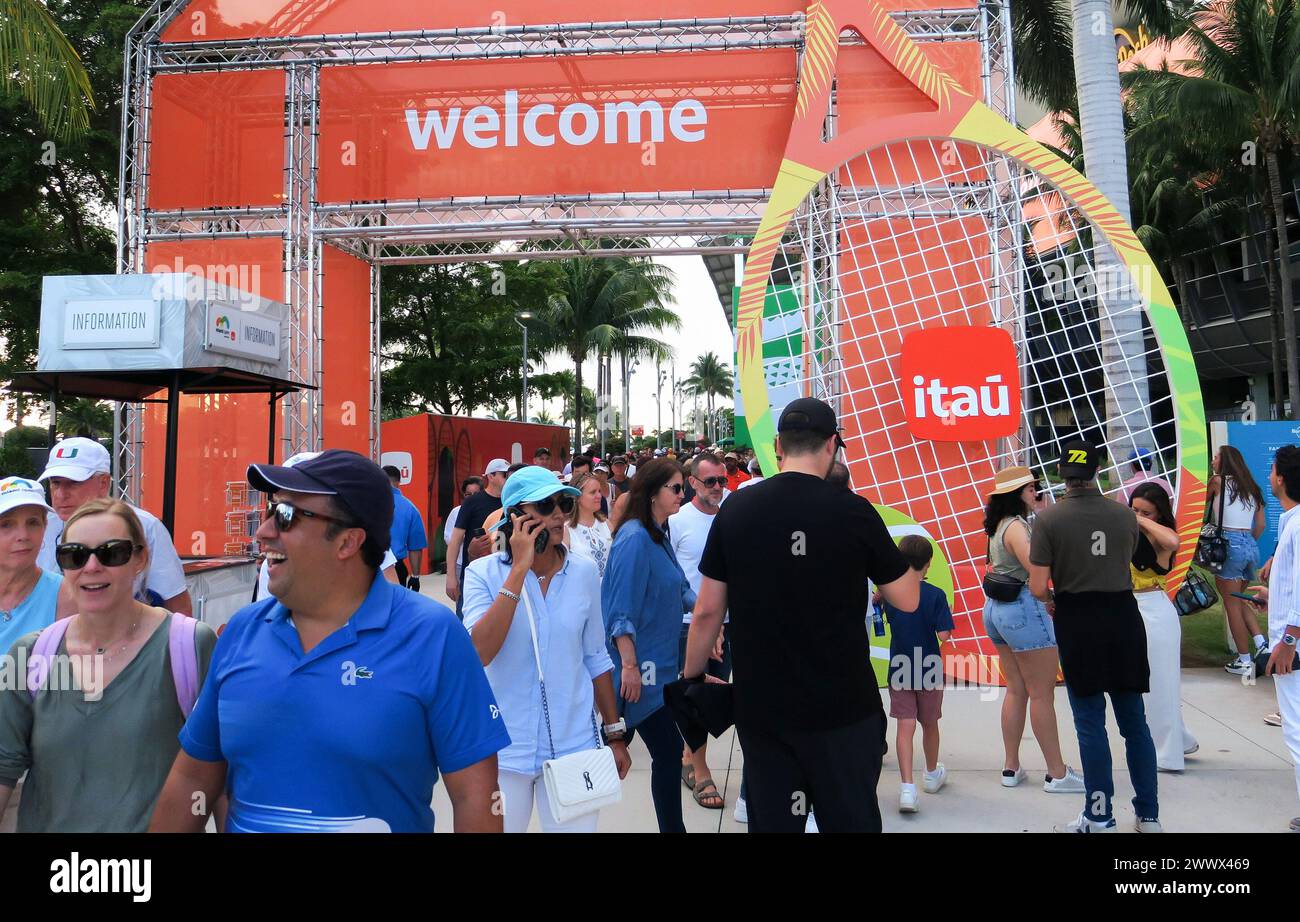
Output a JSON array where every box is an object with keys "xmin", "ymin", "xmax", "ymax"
[
  {"xmin": 736, "ymin": 712, "xmax": 884, "ymax": 833},
  {"xmin": 394, "ymin": 558, "xmax": 409, "ymax": 585},
  {"xmin": 627, "ymin": 706, "xmax": 686, "ymax": 833}
]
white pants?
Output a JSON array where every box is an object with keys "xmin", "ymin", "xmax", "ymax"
[
  {"xmin": 1136, "ymin": 591, "xmax": 1197, "ymax": 770},
  {"xmin": 498, "ymin": 770, "xmax": 600, "ymax": 834},
  {"xmin": 1275, "ymin": 671, "xmax": 1300, "ymax": 803}
]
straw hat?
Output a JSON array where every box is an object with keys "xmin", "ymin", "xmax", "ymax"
[{"xmin": 990, "ymin": 466, "xmax": 1035, "ymax": 495}]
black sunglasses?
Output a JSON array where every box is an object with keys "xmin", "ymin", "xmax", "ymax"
[
  {"xmin": 527, "ymin": 495, "xmax": 576, "ymax": 516},
  {"xmin": 694, "ymin": 476, "xmax": 727, "ymax": 488},
  {"xmin": 264, "ymin": 500, "xmax": 357, "ymax": 533},
  {"xmin": 55, "ymin": 539, "xmax": 141, "ymax": 571},
  {"xmin": 663, "ymin": 483, "xmax": 684, "ymax": 494}
]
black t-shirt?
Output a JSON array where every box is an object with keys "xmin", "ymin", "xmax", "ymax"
[
  {"xmin": 698, "ymin": 471, "xmax": 909, "ymax": 734},
  {"xmin": 456, "ymin": 490, "xmax": 503, "ymax": 572}
]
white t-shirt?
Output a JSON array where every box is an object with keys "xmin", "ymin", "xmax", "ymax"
[
  {"xmin": 566, "ymin": 519, "xmax": 612, "ymax": 579},
  {"xmin": 669, "ymin": 496, "xmax": 726, "ymax": 624},
  {"xmin": 737, "ymin": 476, "xmax": 764, "ymax": 489},
  {"xmin": 38, "ymin": 502, "xmax": 188, "ymax": 601},
  {"xmin": 257, "ymin": 548, "xmax": 397, "ymax": 601},
  {"xmin": 444, "ymin": 504, "xmax": 462, "ymax": 544}
]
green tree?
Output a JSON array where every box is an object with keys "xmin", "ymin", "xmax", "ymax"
[
  {"xmin": 0, "ymin": 0, "xmax": 96, "ymax": 141},
  {"xmin": 683, "ymin": 352, "xmax": 731, "ymax": 444},
  {"xmin": 56, "ymin": 396, "xmax": 111, "ymax": 438},
  {"xmin": 1126, "ymin": 0, "xmax": 1300, "ymax": 414}
]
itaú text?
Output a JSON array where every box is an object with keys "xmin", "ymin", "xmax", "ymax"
[
  {"xmin": 912, "ymin": 375, "xmax": 1012, "ymax": 418},
  {"xmin": 404, "ymin": 92, "xmax": 708, "ymax": 150}
]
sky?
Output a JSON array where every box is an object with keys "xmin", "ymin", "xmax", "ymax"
[{"xmin": 529, "ymin": 255, "xmax": 736, "ymax": 438}]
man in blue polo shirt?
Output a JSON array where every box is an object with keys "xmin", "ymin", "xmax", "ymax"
[
  {"xmin": 383, "ymin": 464, "xmax": 429, "ymax": 591},
  {"xmin": 149, "ymin": 450, "xmax": 510, "ymax": 833}
]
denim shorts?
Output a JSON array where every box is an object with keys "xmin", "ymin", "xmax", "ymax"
[
  {"xmin": 983, "ymin": 586, "xmax": 1056, "ymax": 652},
  {"xmin": 1218, "ymin": 530, "xmax": 1259, "ymax": 582}
]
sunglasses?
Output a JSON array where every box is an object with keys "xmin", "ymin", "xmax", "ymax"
[
  {"xmin": 663, "ymin": 483, "xmax": 684, "ymax": 494},
  {"xmin": 264, "ymin": 500, "xmax": 357, "ymax": 533},
  {"xmin": 55, "ymin": 539, "xmax": 141, "ymax": 570},
  {"xmin": 695, "ymin": 476, "xmax": 727, "ymax": 488},
  {"xmin": 527, "ymin": 495, "xmax": 576, "ymax": 516}
]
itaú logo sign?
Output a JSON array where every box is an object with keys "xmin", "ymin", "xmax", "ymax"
[
  {"xmin": 899, "ymin": 326, "xmax": 1021, "ymax": 442},
  {"xmin": 404, "ymin": 92, "xmax": 708, "ymax": 150}
]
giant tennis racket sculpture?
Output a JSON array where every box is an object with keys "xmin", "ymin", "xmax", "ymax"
[{"xmin": 737, "ymin": 0, "xmax": 1207, "ymax": 678}]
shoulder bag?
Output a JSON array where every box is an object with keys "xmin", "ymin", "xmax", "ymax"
[
  {"xmin": 1194, "ymin": 477, "xmax": 1229, "ymax": 573},
  {"xmin": 982, "ymin": 519, "xmax": 1026, "ymax": 603},
  {"xmin": 518, "ymin": 585, "xmax": 621, "ymax": 824}
]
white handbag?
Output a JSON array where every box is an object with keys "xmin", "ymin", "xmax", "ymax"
[{"xmin": 518, "ymin": 585, "xmax": 622, "ymax": 824}]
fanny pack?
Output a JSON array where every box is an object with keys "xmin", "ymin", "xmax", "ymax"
[{"xmin": 982, "ymin": 571, "xmax": 1025, "ymax": 603}]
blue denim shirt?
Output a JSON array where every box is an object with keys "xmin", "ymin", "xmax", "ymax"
[{"xmin": 602, "ymin": 518, "xmax": 696, "ymax": 727}]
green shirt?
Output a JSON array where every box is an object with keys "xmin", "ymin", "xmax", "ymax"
[
  {"xmin": 0, "ymin": 616, "xmax": 217, "ymax": 832},
  {"xmin": 1030, "ymin": 485, "xmax": 1139, "ymax": 594}
]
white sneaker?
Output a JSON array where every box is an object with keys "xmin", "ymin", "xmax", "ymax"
[
  {"xmin": 1055, "ymin": 811, "xmax": 1116, "ymax": 833},
  {"xmin": 1265, "ymin": 712, "xmax": 1283, "ymax": 727},
  {"xmin": 1043, "ymin": 767, "xmax": 1086, "ymax": 794},
  {"xmin": 1184, "ymin": 741, "xmax": 1200, "ymax": 755},
  {"xmin": 804, "ymin": 811, "xmax": 819, "ymax": 833},
  {"xmin": 733, "ymin": 796, "xmax": 748, "ymax": 824},
  {"xmin": 1135, "ymin": 817, "xmax": 1164, "ymax": 833},
  {"xmin": 1225, "ymin": 658, "xmax": 1253, "ymax": 677},
  {"xmin": 1001, "ymin": 767, "xmax": 1027, "ymax": 787},
  {"xmin": 899, "ymin": 784, "xmax": 919, "ymax": 813},
  {"xmin": 922, "ymin": 763, "xmax": 947, "ymax": 794}
]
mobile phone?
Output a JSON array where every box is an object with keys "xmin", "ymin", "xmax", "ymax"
[
  {"xmin": 1230, "ymin": 592, "xmax": 1262, "ymax": 604},
  {"xmin": 499, "ymin": 506, "xmax": 550, "ymax": 555}
]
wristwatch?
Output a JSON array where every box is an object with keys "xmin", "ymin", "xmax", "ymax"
[
  {"xmin": 1282, "ymin": 633, "xmax": 1297, "ymax": 647},
  {"xmin": 602, "ymin": 719, "xmax": 627, "ymax": 744}
]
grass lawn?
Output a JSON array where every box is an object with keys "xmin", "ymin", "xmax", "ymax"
[{"xmin": 1181, "ymin": 595, "xmax": 1268, "ymax": 668}]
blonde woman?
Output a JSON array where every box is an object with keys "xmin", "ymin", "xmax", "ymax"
[
  {"xmin": 0, "ymin": 499, "xmax": 216, "ymax": 831},
  {"xmin": 566, "ymin": 473, "xmax": 612, "ymax": 579}
]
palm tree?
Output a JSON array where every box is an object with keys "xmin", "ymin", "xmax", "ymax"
[
  {"xmin": 0, "ymin": 0, "xmax": 95, "ymax": 140},
  {"xmin": 685, "ymin": 352, "xmax": 732, "ymax": 444},
  {"xmin": 1126, "ymin": 0, "xmax": 1300, "ymax": 414},
  {"xmin": 56, "ymin": 398, "xmax": 112, "ymax": 439},
  {"xmin": 537, "ymin": 256, "xmax": 679, "ymax": 452}
]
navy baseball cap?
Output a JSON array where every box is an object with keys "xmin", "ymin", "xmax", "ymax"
[
  {"xmin": 248, "ymin": 449, "xmax": 393, "ymax": 553},
  {"xmin": 778, "ymin": 397, "xmax": 847, "ymax": 449}
]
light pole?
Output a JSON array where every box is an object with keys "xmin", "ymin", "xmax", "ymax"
[{"xmin": 514, "ymin": 312, "xmax": 532, "ymax": 423}]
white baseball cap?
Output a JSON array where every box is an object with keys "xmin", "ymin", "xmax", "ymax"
[
  {"xmin": 39, "ymin": 437, "xmax": 111, "ymax": 483},
  {"xmin": 484, "ymin": 458, "xmax": 510, "ymax": 476},
  {"xmin": 0, "ymin": 476, "xmax": 54, "ymax": 517}
]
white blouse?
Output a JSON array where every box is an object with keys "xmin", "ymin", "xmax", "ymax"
[{"xmin": 566, "ymin": 519, "xmax": 612, "ymax": 579}]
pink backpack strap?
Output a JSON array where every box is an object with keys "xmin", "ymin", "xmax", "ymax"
[
  {"xmin": 27, "ymin": 618, "xmax": 73, "ymax": 701},
  {"xmin": 168, "ymin": 613, "xmax": 199, "ymax": 718}
]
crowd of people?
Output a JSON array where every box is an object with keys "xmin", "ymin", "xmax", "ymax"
[{"xmin": 0, "ymin": 406, "xmax": 1296, "ymax": 834}]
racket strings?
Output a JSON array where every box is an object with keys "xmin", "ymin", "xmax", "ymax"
[{"xmin": 759, "ymin": 138, "xmax": 1173, "ymax": 647}]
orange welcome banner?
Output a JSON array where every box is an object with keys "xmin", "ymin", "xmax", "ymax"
[{"xmin": 317, "ymin": 51, "xmax": 798, "ymax": 200}]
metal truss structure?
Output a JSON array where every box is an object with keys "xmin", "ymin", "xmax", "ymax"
[{"xmin": 117, "ymin": 0, "xmax": 1014, "ymax": 501}]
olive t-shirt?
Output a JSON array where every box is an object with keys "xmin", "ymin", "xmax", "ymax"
[
  {"xmin": 1030, "ymin": 485, "xmax": 1138, "ymax": 593},
  {"xmin": 0, "ymin": 615, "xmax": 217, "ymax": 832}
]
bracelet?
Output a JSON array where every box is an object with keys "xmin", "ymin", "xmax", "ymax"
[{"xmin": 498, "ymin": 588, "xmax": 521, "ymax": 603}]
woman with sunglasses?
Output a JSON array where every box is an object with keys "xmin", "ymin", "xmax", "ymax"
[
  {"xmin": 603, "ymin": 458, "xmax": 694, "ymax": 833},
  {"xmin": 566, "ymin": 473, "xmax": 612, "ymax": 580},
  {"xmin": 0, "ymin": 499, "xmax": 216, "ymax": 831},
  {"xmin": 981, "ymin": 467, "xmax": 1084, "ymax": 794},
  {"xmin": 462, "ymin": 466, "xmax": 630, "ymax": 833}
]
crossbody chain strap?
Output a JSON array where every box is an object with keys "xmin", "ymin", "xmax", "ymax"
[{"xmin": 518, "ymin": 578, "xmax": 602, "ymax": 762}]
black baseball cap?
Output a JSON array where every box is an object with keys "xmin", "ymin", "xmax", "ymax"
[
  {"xmin": 249, "ymin": 449, "xmax": 393, "ymax": 554},
  {"xmin": 1058, "ymin": 440, "xmax": 1102, "ymax": 479},
  {"xmin": 777, "ymin": 397, "xmax": 847, "ymax": 449}
]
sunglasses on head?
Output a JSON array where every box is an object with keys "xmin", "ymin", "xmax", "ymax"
[
  {"xmin": 695, "ymin": 476, "xmax": 727, "ymax": 488},
  {"xmin": 527, "ymin": 495, "xmax": 576, "ymax": 516},
  {"xmin": 264, "ymin": 500, "xmax": 357, "ymax": 533},
  {"xmin": 55, "ymin": 538, "xmax": 141, "ymax": 570}
]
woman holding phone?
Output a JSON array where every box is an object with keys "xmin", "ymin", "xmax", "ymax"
[
  {"xmin": 1129, "ymin": 483, "xmax": 1198, "ymax": 771},
  {"xmin": 461, "ymin": 466, "xmax": 630, "ymax": 833},
  {"xmin": 602, "ymin": 458, "xmax": 695, "ymax": 833}
]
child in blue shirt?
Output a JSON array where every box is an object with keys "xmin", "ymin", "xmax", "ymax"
[{"xmin": 883, "ymin": 535, "xmax": 954, "ymax": 814}]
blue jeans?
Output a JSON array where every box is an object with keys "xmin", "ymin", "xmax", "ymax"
[{"xmin": 1066, "ymin": 687, "xmax": 1159, "ymax": 823}]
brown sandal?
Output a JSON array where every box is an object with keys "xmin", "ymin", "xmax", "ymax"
[{"xmin": 692, "ymin": 779, "xmax": 724, "ymax": 809}]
